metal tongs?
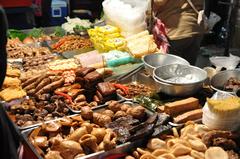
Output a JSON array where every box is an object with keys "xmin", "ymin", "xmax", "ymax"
[{"xmin": 108, "ymin": 63, "xmax": 144, "ymax": 83}]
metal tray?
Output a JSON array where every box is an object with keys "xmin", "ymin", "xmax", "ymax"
[
  {"xmin": 21, "ymin": 101, "xmax": 153, "ymax": 159},
  {"xmin": 2, "ymin": 99, "xmax": 73, "ymax": 131},
  {"xmin": 22, "ymin": 127, "xmax": 148, "ymax": 159},
  {"xmin": 116, "ymin": 67, "xmax": 158, "ymax": 101},
  {"xmin": 60, "ymin": 47, "xmax": 95, "ymax": 59}
]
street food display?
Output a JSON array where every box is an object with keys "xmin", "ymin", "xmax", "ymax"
[
  {"xmin": 26, "ymin": 101, "xmax": 173, "ymax": 158},
  {"xmin": 1, "ymin": 20, "xmax": 240, "ymax": 159}
]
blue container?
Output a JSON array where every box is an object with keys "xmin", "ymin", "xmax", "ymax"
[{"xmin": 50, "ymin": 0, "xmax": 67, "ymax": 26}]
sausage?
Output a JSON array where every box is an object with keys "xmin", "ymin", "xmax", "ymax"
[
  {"xmin": 24, "ymin": 82, "xmax": 36, "ymax": 91},
  {"xmin": 34, "ymin": 72, "xmax": 58, "ymax": 86},
  {"xmin": 35, "ymin": 78, "xmax": 51, "ymax": 93},
  {"xmin": 22, "ymin": 75, "xmax": 41, "ymax": 88},
  {"xmin": 36, "ymin": 78, "xmax": 64, "ymax": 95},
  {"xmin": 27, "ymin": 89, "xmax": 36, "ymax": 96}
]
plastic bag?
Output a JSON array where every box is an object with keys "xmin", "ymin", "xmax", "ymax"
[
  {"xmin": 209, "ymin": 54, "xmax": 240, "ymax": 71},
  {"xmin": 103, "ymin": 0, "xmax": 148, "ymax": 37},
  {"xmin": 202, "ymin": 92, "xmax": 239, "ymax": 131}
]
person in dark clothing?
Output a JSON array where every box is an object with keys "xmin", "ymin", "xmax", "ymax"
[
  {"xmin": 0, "ymin": 7, "xmax": 7, "ymax": 85},
  {"xmin": 34, "ymin": 0, "xmax": 52, "ymax": 27},
  {"xmin": 0, "ymin": 7, "xmax": 19, "ymax": 159}
]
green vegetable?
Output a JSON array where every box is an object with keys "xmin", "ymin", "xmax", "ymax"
[
  {"xmin": 7, "ymin": 29, "xmax": 27, "ymax": 41},
  {"xmin": 53, "ymin": 26, "xmax": 65, "ymax": 37},
  {"xmin": 133, "ymin": 95, "xmax": 162, "ymax": 111},
  {"xmin": 73, "ymin": 25, "xmax": 91, "ymax": 32},
  {"xmin": 28, "ymin": 28, "xmax": 44, "ymax": 38}
]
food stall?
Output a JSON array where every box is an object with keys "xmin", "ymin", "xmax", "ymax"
[{"xmin": 1, "ymin": 0, "xmax": 240, "ymax": 159}]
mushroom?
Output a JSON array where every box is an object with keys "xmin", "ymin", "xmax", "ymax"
[
  {"xmin": 108, "ymin": 101, "xmax": 121, "ymax": 112},
  {"xmin": 33, "ymin": 136, "xmax": 49, "ymax": 148},
  {"xmin": 103, "ymin": 130, "xmax": 117, "ymax": 150},
  {"xmin": 93, "ymin": 113, "xmax": 111, "ymax": 127},
  {"xmin": 59, "ymin": 117, "xmax": 72, "ymax": 126},
  {"xmin": 71, "ymin": 115, "xmax": 84, "ymax": 122},
  {"xmin": 45, "ymin": 122, "xmax": 62, "ymax": 137},
  {"xmin": 51, "ymin": 139, "xmax": 83, "ymax": 159},
  {"xmin": 66, "ymin": 126, "xmax": 88, "ymax": 142},
  {"xmin": 113, "ymin": 111, "xmax": 127, "ymax": 119},
  {"xmin": 147, "ymin": 138, "xmax": 166, "ymax": 151},
  {"xmin": 101, "ymin": 110, "xmax": 114, "ymax": 118},
  {"xmin": 91, "ymin": 128, "xmax": 106, "ymax": 144},
  {"xmin": 81, "ymin": 122, "xmax": 93, "ymax": 133},
  {"xmin": 127, "ymin": 106, "xmax": 146, "ymax": 120},
  {"xmin": 121, "ymin": 104, "xmax": 131, "ymax": 112},
  {"xmin": 79, "ymin": 134, "xmax": 98, "ymax": 153},
  {"xmin": 45, "ymin": 151, "xmax": 63, "ymax": 159},
  {"xmin": 49, "ymin": 134, "xmax": 63, "ymax": 145},
  {"xmin": 81, "ymin": 106, "xmax": 93, "ymax": 120}
]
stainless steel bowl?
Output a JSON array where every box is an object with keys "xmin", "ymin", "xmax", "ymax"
[
  {"xmin": 142, "ymin": 53, "xmax": 190, "ymax": 76},
  {"xmin": 153, "ymin": 75, "xmax": 205, "ymax": 96},
  {"xmin": 210, "ymin": 70, "xmax": 240, "ymax": 94},
  {"xmin": 153, "ymin": 64, "xmax": 207, "ymax": 85},
  {"xmin": 152, "ymin": 64, "xmax": 207, "ymax": 96}
]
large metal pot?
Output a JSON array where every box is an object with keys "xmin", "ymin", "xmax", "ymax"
[{"xmin": 142, "ymin": 53, "xmax": 189, "ymax": 76}]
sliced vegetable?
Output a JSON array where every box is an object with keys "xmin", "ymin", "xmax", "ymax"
[{"xmin": 113, "ymin": 83, "xmax": 129, "ymax": 95}]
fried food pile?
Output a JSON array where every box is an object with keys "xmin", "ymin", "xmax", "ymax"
[
  {"xmin": 0, "ymin": 66, "xmax": 26, "ymax": 101},
  {"xmin": 10, "ymin": 96, "xmax": 69, "ymax": 127},
  {"xmin": 7, "ymin": 39, "xmax": 51, "ymax": 58},
  {"xmin": 126, "ymin": 122, "xmax": 240, "ymax": 159},
  {"xmin": 28, "ymin": 115, "xmax": 117, "ymax": 159},
  {"xmin": 22, "ymin": 54, "xmax": 56, "ymax": 71}
]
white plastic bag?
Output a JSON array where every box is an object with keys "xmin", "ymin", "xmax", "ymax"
[
  {"xmin": 103, "ymin": 0, "xmax": 149, "ymax": 37},
  {"xmin": 202, "ymin": 92, "xmax": 240, "ymax": 131},
  {"xmin": 209, "ymin": 54, "xmax": 240, "ymax": 71}
]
